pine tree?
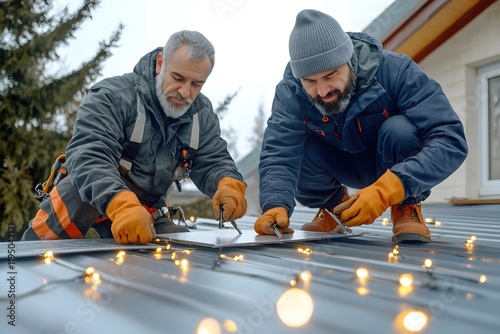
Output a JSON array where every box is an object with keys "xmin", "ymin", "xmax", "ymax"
[{"xmin": 0, "ymin": 0, "xmax": 122, "ymax": 239}]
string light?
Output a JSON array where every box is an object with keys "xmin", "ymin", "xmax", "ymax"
[
  {"xmin": 298, "ymin": 248, "xmax": 312, "ymax": 255},
  {"xmin": 43, "ymin": 251, "xmax": 54, "ymax": 264},
  {"xmin": 424, "ymin": 259, "xmax": 433, "ymax": 268},
  {"xmin": 399, "ymin": 274, "xmax": 414, "ymax": 287},
  {"xmin": 196, "ymin": 317, "xmax": 221, "ymax": 334},
  {"xmin": 276, "ymin": 288, "xmax": 314, "ymax": 327},
  {"xmin": 356, "ymin": 268, "xmax": 369, "ymax": 279},
  {"xmin": 115, "ymin": 251, "xmax": 125, "ymax": 265},
  {"xmin": 218, "ymin": 253, "xmax": 244, "ymax": 262},
  {"xmin": 392, "ymin": 245, "xmax": 400, "ymax": 255},
  {"xmin": 403, "ymin": 311, "xmax": 428, "ymax": 332},
  {"xmin": 425, "ymin": 217, "xmax": 441, "ymax": 226},
  {"xmin": 84, "ymin": 267, "xmax": 101, "ymax": 285},
  {"xmin": 223, "ymin": 319, "xmax": 238, "ymax": 333},
  {"xmin": 479, "ymin": 275, "xmax": 487, "ymax": 283},
  {"xmin": 382, "ymin": 217, "xmax": 390, "ymax": 225},
  {"xmin": 180, "ymin": 259, "xmax": 189, "ymax": 268},
  {"xmin": 300, "ymin": 271, "xmax": 311, "ymax": 282}
]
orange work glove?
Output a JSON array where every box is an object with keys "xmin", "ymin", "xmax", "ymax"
[
  {"xmin": 212, "ymin": 177, "xmax": 247, "ymax": 221},
  {"xmin": 106, "ymin": 190, "xmax": 155, "ymax": 244},
  {"xmin": 254, "ymin": 207, "xmax": 295, "ymax": 235},
  {"xmin": 333, "ymin": 169, "xmax": 405, "ymax": 227}
]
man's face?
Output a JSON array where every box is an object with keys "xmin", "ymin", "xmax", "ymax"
[
  {"xmin": 155, "ymin": 44, "xmax": 212, "ymax": 118},
  {"xmin": 300, "ymin": 63, "xmax": 356, "ymax": 116}
]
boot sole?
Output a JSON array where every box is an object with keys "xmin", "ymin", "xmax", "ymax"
[{"xmin": 392, "ymin": 233, "xmax": 431, "ymax": 244}]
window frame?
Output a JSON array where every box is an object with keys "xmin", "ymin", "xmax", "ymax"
[{"xmin": 478, "ymin": 62, "xmax": 500, "ymax": 197}]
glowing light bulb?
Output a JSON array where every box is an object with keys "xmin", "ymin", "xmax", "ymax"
[
  {"xmin": 276, "ymin": 288, "xmax": 314, "ymax": 327},
  {"xmin": 223, "ymin": 319, "xmax": 238, "ymax": 333},
  {"xmin": 471, "ymin": 235, "xmax": 477, "ymax": 241},
  {"xmin": 197, "ymin": 317, "xmax": 221, "ymax": 334},
  {"xmin": 43, "ymin": 251, "xmax": 54, "ymax": 264},
  {"xmin": 382, "ymin": 218, "xmax": 390, "ymax": 225},
  {"xmin": 403, "ymin": 311, "xmax": 428, "ymax": 332},
  {"xmin": 392, "ymin": 246, "xmax": 400, "ymax": 255},
  {"xmin": 435, "ymin": 221, "xmax": 441, "ymax": 226},
  {"xmin": 424, "ymin": 259, "xmax": 433, "ymax": 268},
  {"xmin": 479, "ymin": 275, "xmax": 487, "ymax": 283},
  {"xmin": 399, "ymin": 274, "xmax": 413, "ymax": 287},
  {"xmin": 180, "ymin": 259, "xmax": 189, "ymax": 268},
  {"xmin": 298, "ymin": 248, "xmax": 312, "ymax": 255},
  {"xmin": 356, "ymin": 268, "xmax": 369, "ymax": 279},
  {"xmin": 86, "ymin": 267, "xmax": 95, "ymax": 275},
  {"xmin": 300, "ymin": 271, "xmax": 311, "ymax": 282},
  {"xmin": 156, "ymin": 247, "xmax": 162, "ymax": 253},
  {"xmin": 289, "ymin": 279, "xmax": 297, "ymax": 286}
]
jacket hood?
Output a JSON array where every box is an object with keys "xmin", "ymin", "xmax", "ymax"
[{"xmin": 348, "ymin": 32, "xmax": 382, "ymax": 93}]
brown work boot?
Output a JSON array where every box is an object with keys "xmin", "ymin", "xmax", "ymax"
[
  {"xmin": 301, "ymin": 188, "xmax": 350, "ymax": 232},
  {"xmin": 391, "ymin": 203, "xmax": 431, "ymax": 244}
]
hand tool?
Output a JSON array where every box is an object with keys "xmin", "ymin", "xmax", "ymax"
[
  {"xmin": 270, "ymin": 223, "xmax": 283, "ymax": 239},
  {"xmin": 219, "ymin": 206, "xmax": 242, "ymax": 234},
  {"xmin": 325, "ymin": 210, "xmax": 353, "ymax": 235}
]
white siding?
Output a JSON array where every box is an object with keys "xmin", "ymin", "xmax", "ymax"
[{"xmin": 419, "ymin": 1, "xmax": 500, "ymax": 202}]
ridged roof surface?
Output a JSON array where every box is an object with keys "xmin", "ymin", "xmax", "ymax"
[{"xmin": 1, "ymin": 203, "xmax": 499, "ymax": 333}]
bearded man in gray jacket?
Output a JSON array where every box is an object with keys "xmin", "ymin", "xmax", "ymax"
[{"xmin": 22, "ymin": 30, "xmax": 247, "ymax": 244}]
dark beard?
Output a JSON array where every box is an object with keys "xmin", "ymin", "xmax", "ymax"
[{"xmin": 306, "ymin": 69, "xmax": 356, "ymax": 116}]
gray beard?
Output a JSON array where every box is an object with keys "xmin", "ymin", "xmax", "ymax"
[{"xmin": 155, "ymin": 70, "xmax": 193, "ymax": 118}]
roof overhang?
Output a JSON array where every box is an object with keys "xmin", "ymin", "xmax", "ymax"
[{"xmin": 364, "ymin": 0, "xmax": 497, "ymax": 62}]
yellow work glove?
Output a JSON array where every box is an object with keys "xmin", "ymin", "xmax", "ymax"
[
  {"xmin": 254, "ymin": 207, "xmax": 295, "ymax": 235},
  {"xmin": 106, "ymin": 190, "xmax": 155, "ymax": 244},
  {"xmin": 212, "ymin": 177, "xmax": 247, "ymax": 221},
  {"xmin": 334, "ymin": 169, "xmax": 405, "ymax": 227}
]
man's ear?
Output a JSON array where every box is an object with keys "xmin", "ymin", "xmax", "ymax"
[{"xmin": 155, "ymin": 52, "xmax": 163, "ymax": 75}]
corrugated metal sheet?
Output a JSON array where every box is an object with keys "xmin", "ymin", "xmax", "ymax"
[{"xmin": 1, "ymin": 203, "xmax": 499, "ymax": 333}]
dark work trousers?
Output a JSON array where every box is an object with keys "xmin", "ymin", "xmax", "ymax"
[
  {"xmin": 21, "ymin": 175, "xmax": 169, "ymax": 241},
  {"xmin": 296, "ymin": 115, "xmax": 428, "ymax": 210}
]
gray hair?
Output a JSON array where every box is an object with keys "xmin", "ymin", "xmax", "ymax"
[{"xmin": 162, "ymin": 30, "xmax": 215, "ymax": 70}]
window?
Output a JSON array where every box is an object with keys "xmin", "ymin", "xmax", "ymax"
[{"xmin": 478, "ymin": 63, "xmax": 500, "ymax": 196}]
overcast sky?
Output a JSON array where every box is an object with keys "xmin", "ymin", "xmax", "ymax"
[{"xmin": 57, "ymin": 0, "xmax": 394, "ymax": 160}]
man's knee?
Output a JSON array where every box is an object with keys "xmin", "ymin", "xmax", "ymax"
[{"xmin": 378, "ymin": 115, "xmax": 422, "ymax": 165}]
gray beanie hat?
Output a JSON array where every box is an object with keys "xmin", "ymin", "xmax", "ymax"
[{"xmin": 289, "ymin": 9, "xmax": 354, "ymax": 78}]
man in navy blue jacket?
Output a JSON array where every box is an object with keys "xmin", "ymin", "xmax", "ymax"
[{"xmin": 254, "ymin": 9, "xmax": 468, "ymax": 244}]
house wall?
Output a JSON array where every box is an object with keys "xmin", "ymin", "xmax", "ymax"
[{"xmin": 419, "ymin": 1, "xmax": 500, "ymax": 202}]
